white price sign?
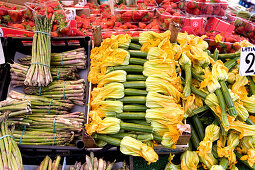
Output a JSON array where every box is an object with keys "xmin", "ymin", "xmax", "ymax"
[{"xmin": 239, "ymin": 46, "xmax": 255, "ymax": 76}]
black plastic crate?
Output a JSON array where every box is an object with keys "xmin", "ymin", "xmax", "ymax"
[{"xmin": 4, "ymin": 36, "xmax": 91, "ymax": 151}]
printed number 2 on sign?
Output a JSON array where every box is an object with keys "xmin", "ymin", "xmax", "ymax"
[{"xmin": 239, "ymin": 46, "xmax": 255, "ymax": 76}]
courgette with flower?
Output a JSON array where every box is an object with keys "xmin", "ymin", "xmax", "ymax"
[
  {"xmin": 200, "ymin": 68, "xmax": 229, "ymax": 128},
  {"xmin": 179, "ymin": 53, "xmax": 192, "ymax": 97}
]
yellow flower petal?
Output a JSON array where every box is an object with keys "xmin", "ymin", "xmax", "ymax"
[
  {"xmin": 120, "ymin": 136, "xmax": 158, "ymax": 164},
  {"xmin": 215, "ymin": 34, "xmax": 223, "ymax": 43}
]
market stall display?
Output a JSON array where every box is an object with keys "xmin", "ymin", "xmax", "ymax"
[{"xmin": 0, "ymin": 0, "xmax": 254, "ymax": 168}]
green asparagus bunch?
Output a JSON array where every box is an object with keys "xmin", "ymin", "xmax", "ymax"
[
  {"xmin": 24, "ymin": 14, "xmax": 54, "ymax": 86},
  {"xmin": 0, "ymin": 121, "xmax": 23, "ymax": 170},
  {"xmin": 8, "ymin": 90, "xmax": 74, "ymax": 111},
  {"xmin": 23, "ymin": 79, "xmax": 86, "ymax": 106},
  {"xmin": 19, "ymin": 48, "xmax": 87, "ymax": 70},
  {"xmin": 0, "ymin": 99, "xmax": 31, "ymax": 122},
  {"xmin": 10, "ymin": 62, "xmax": 80, "ymax": 87}
]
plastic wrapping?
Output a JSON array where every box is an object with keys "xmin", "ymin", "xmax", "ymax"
[
  {"xmin": 115, "ymin": 5, "xmax": 155, "ymax": 23},
  {"xmin": 184, "ymin": 0, "xmax": 228, "ymax": 17},
  {"xmin": 225, "ymin": 13, "xmax": 255, "ymax": 43}
]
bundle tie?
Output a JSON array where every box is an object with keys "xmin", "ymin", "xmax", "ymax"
[
  {"xmin": 57, "ymin": 68, "xmax": 61, "ymax": 80},
  {"xmin": 19, "ymin": 125, "xmax": 27, "ymax": 144},
  {"xmin": 39, "ymin": 86, "xmax": 42, "ymax": 96},
  {"xmin": 52, "ymin": 116, "xmax": 58, "ymax": 145},
  {"xmin": 48, "ymin": 99, "xmax": 53, "ymax": 114},
  {"xmin": 22, "ymin": 94, "xmax": 26, "ymax": 100},
  {"xmin": 31, "ymin": 63, "xmax": 50, "ymax": 68},
  {"xmin": 34, "ymin": 30, "xmax": 51, "ymax": 36},
  {"xmin": 0, "ymin": 135, "xmax": 14, "ymax": 140},
  {"xmin": 63, "ymin": 82, "xmax": 66, "ymax": 100}
]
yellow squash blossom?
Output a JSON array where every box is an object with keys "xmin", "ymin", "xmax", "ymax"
[
  {"xmin": 89, "ymin": 47, "xmax": 129, "ymax": 84},
  {"xmin": 241, "ymin": 149, "xmax": 255, "ymax": 167},
  {"xmin": 146, "ymin": 76, "xmax": 183, "ymax": 103},
  {"xmin": 143, "ymin": 60, "xmax": 176, "ymax": 77},
  {"xmin": 184, "ymin": 93, "xmax": 203, "ymax": 118},
  {"xmin": 85, "ymin": 112, "xmax": 120, "ymax": 135},
  {"xmin": 230, "ymin": 120, "xmax": 255, "ymax": 138},
  {"xmin": 111, "ymin": 34, "xmax": 131, "ymax": 49},
  {"xmin": 232, "ymin": 74, "xmax": 248, "ymax": 99},
  {"xmin": 181, "ymin": 151, "xmax": 199, "ymax": 170},
  {"xmin": 234, "ymin": 101, "xmax": 249, "ymax": 121},
  {"xmin": 91, "ymin": 83, "xmax": 124, "ymax": 102},
  {"xmin": 238, "ymin": 136, "xmax": 255, "ymax": 154},
  {"xmin": 158, "ymin": 38, "xmax": 182, "ymax": 60},
  {"xmin": 210, "ymin": 165, "xmax": 224, "ymax": 170},
  {"xmin": 217, "ymin": 132, "xmax": 239, "ymax": 167},
  {"xmin": 212, "ymin": 60, "xmax": 228, "ymax": 81},
  {"xmin": 227, "ymin": 68, "xmax": 238, "ymax": 84},
  {"xmin": 146, "ymin": 107, "xmax": 184, "ymax": 125},
  {"xmin": 97, "ymin": 70, "xmax": 127, "ymax": 87},
  {"xmin": 198, "ymin": 124, "xmax": 220, "ymax": 157},
  {"xmin": 150, "ymin": 121, "xmax": 169, "ymax": 136},
  {"xmin": 192, "ymin": 64, "xmax": 204, "ymax": 75},
  {"xmin": 241, "ymin": 95, "xmax": 255, "ymax": 113},
  {"xmin": 139, "ymin": 31, "xmax": 163, "ymax": 45},
  {"xmin": 215, "ymin": 34, "xmax": 223, "ymax": 43},
  {"xmin": 177, "ymin": 32, "xmax": 208, "ymax": 50},
  {"xmin": 200, "ymin": 153, "xmax": 218, "ymax": 169},
  {"xmin": 161, "ymin": 126, "xmax": 182, "ymax": 148},
  {"xmin": 141, "ymin": 39, "xmax": 162, "ymax": 52},
  {"xmin": 91, "ymin": 100, "xmax": 123, "ymax": 116},
  {"xmin": 146, "ymin": 91, "xmax": 177, "ymax": 108},
  {"xmin": 147, "ymin": 47, "xmax": 173, "ymax": 63},
  {"xmin": 201, "ymin": 68, "xmax": 221, "ymax": 93},
  {"xmin": 187, "ymin": 47, "xmax": 211, "ymax": 67},
  {"xmin": 120, "ymin": 136, "xmax": 158, "ymax": 164},
  {"xmin": 234, "ymin": 40, "xmax": 253, "ymax": 48}
]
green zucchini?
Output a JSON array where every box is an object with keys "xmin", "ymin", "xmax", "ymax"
[
  {"xmin": 153, "ymin": 134, "xmax": 162, "ymax": 142},
  {"xmin": 191, "ymin": 115, "xmax": 205, "ymax": 141},
  {"xmin": 107, "ymin": 65, "xmax": 143, "ymax": 73},
  {"xmin": 117, "ymin": 112, "xmax": 145, "ymax": 119},
  {"xmin": 123, "ymin": 81, "xmax": 146, "ymax": 89},
  {"xmin": 129, "ymin": 50, "xmax": 147, "ymax": 58},
  {"xmin": 124, "ymin": 89, "xmax": 147, "ymax": 96},
  {"xmin": 118, "ymin": 96, "xmax": 146, "ymax": 104},
  {"xmin": 126, "ymin": 120, "xmax": 150, "ymax": 126},
  {"xmin": 105, "ymin": 112, "xmax": 116, "ymax": 117},
  {"xmin": 94, "ymin": 134, "xmax": 121, "ymax": 146},
  {"xmin": 123, "ymin": 105, "xmax": 147, "ymax": 112},
  {"xmin": 120, "ymin": 122, "xmax": 153, "ymax": 133},
  {"xmin": 126, "ymin": 75, "xmax": 147, "ymax": 81},
  {"xmin": 110, "ymin": 133, "xmax": 137, "ymax": 139},
  {"xmin": 137, "ymin": 134, "xmax": 154, "ymax": 141},
  {"xmin": 129, "ymin": 43, "xmax": 142, "ymax": 50},
  {"xmin": 129, "ymin": 58, "xmax": 147, "ymax": 65},
  {"xmin": 190, "ymin": 124, "xmax": 200, "ymax": 149},
  {"xmin": 131, "ymin": 37, "xmax": 139, "ymax": 43}
]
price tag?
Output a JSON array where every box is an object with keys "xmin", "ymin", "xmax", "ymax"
[{"xmin": 239, "ymin": 46, "xmax": 255, "ymax": 76}]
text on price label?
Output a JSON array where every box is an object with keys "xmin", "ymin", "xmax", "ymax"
[{"xmin": 239, "ymin": 46, "xmax": 255, "ymax": 76}]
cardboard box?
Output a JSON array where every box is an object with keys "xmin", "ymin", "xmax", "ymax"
[{"xmin": 205, "ymin": 17, "xmax": 235, "ymax": 33}]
